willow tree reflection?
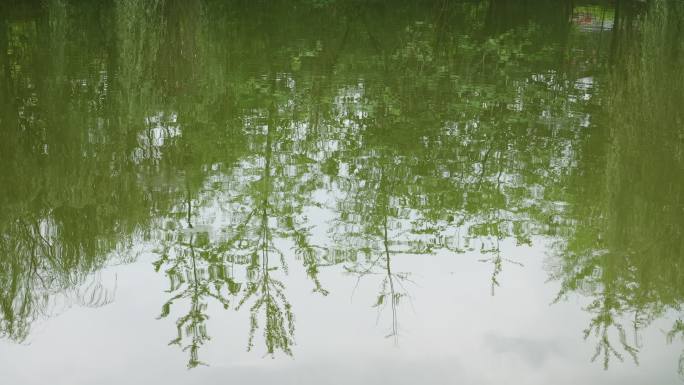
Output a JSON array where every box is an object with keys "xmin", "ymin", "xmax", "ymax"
[
  {"xmin": 333, "ymin": 161, "xmax": 416, "ymax": 343},
  {"xmin": 325, "ymin": 3, "xmax": 590, "ymax": 321},
  {"xmin": 0, "ymin": 1, "xmax": 155, "ymax": 342},
  {"xmin": 550, "ymin": 0, "xmax": 684, "ymax": 373},
  {"xmin": 668, "ymin": 320, "xmax": 684, "ymax": 378},
  {"xmin": 154, "ymin": 70, "xmax": 337, "ymax": 362},
  {"xmin": 0, "ymin": 0, "xmax": 246, "ymax": 349},
  {"xmin": 2, "ymin": 1, "xmax": 682, "ymax": 378},
  {"xmin": 154, "ymin": 193, "xmax": 243, "ymax": 368}
]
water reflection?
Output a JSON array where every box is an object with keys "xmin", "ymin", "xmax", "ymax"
[
  {"xmin": 549, "ymin": 0, "xmax": 684, "ymax": 372},
  {"xmin": 0, "ymin": 0, "xmax": 682, "ymax": 381}
]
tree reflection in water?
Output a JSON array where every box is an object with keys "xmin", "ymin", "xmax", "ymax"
[{"xmin": 0, "ymin": 0, "xmax": 682, "ymax": 378}]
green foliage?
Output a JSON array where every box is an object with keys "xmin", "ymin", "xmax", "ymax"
[{"xmin": 0, "ymin": 0, "xmax": 681, "ymax": 376}]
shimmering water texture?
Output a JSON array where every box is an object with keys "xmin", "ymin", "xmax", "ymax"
[{"xmin": 0, "ymin": 1, "xmax": 683, "ymax": 384}]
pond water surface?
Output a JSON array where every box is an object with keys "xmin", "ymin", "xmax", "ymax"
[{"xmin": 1, "ymin": 1, "xmax": 683, "ymax": 384}]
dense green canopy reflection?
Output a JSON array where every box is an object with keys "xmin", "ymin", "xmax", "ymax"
[{"xmin": 0, "ymin": 0, "xmax": 682, "ymax": 380}]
